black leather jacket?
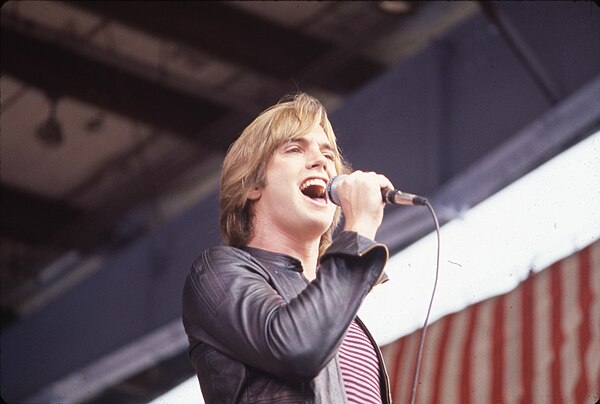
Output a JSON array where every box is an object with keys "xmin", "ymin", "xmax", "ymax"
[{"xmin": 182, "ymin": 231, "xmax": 391, "ymax": 403}]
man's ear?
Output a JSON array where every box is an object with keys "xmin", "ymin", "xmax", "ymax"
[{"xmin": 247, "ymin": 187, "xmax": 261, "ymax": 201}]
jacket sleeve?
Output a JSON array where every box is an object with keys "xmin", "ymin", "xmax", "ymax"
[{"xmin": 182, "ymin": 231, "xmax": 388, "ymax": 381}]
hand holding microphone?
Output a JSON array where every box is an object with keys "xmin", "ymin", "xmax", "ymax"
[
  {"xmin": 326, "ymin": 173, "xmax": 427, "ymax": 239},
  {"xmin": 327, "ymin": 174, "xmax": 427, "ymax": 207}
]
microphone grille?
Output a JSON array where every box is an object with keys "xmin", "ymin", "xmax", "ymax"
[{"xmin": 326, "ymin": 174, "xmax": 346, "ymax": 206}]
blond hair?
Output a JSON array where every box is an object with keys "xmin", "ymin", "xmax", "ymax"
[{"xmin": 220, "ymin": 93, "xmax": 350, "ymax": 256}]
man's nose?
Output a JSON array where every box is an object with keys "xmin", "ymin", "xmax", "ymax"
[{"xmin": 306, "ymin": 148, "xmax": 328, "ymax": 169}]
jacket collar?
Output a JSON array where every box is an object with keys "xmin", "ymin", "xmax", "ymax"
[{"xmin": 241, "ymin": 246, "xmax": 304, "ymax": 273}]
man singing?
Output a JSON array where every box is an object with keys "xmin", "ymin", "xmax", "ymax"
[{"xmin": 182, "ymin": 93, "xmax": 393, "ymax": 403}]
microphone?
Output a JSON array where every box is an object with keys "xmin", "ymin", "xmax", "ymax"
[{"xmin": 326, "ymin": 174, "xmax": 428, "ymax": 206}]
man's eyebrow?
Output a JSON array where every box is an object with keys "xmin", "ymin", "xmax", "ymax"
[
  {"xmin": 286, "ymin": 136, "xmax": 335, "ymax": 152},
  {"xmin": 319, "ymin": 142, "xmax": 335, "ymax": 153}
]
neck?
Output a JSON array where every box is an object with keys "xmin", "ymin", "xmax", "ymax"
[{"xmin": 249, "ymin": 228, "xmax": 320, "ymax": 281}]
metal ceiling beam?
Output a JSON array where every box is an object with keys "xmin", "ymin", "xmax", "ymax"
[
  {"xmin": 0, "ymin": 184, "xmax": 83, "ymax": 245},
  {"xmin": 1, "ymin": 15, "xmax": 230, "ymax": 144},
  {"xmin": 479, "ymin": 1, "xmax": 563, "ymax": 105},
  {"xmin": 69, "ymin": 1, "xmax": 384, "ymax": 93}
]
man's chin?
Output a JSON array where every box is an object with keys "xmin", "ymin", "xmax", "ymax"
[{"xmin": 302, "ymin": 218, "xmax": 334, "ymax": 238}]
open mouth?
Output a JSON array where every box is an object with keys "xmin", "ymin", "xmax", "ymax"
[{"xmin": 300, "ymin": 178, "xmax": 327, "ymax": 202}]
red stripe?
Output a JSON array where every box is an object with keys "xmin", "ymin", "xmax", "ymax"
[
  {"xmin": 575, "ymin": 246, "xmax": 592, "ymax": 401},
  {"xmin": 550, "ymin": 261, "xmax": 564, "ymax": 404},
  {"xmin": 432, "ymin": 317, "xmax": 452, "ymax": 404},
  {"xmin": 339, "ymin": 321, "xmax": 382, "ymax": 403},
  {"xmin": 521, "ymin": 275, "xmax": 535, "ymax": 403},
  {"xmin": 388, "ymin": 338, "xmax": 405, "ymax": 400},
  {"xmin": 460, "ymin": 303, "xmax": 478, "ymax": 404},
  {"xmin": 491, "ymin": 293, "xmax": 505, "ymax": 403}
]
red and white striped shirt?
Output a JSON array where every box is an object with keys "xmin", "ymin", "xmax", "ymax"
[{"xmin": 339, "ymin": 319, "xmax": 383, "ymax": 404}]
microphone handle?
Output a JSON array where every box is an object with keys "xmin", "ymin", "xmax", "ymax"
[{"xmin": 382, "ymin": 188, "xmax": 428, "ymax": 206}]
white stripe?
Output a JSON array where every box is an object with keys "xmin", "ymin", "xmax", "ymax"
[
  {"xmin": 418, "ymin": 317, "xmax": 445, "ymax": 404},
  {"xmin": 471, "ymin": 298, "xmax": 494, "ymax": 404},
  {"xmin": 560, "ymin": 253, "xmax": 582, "ymax": 402},
  {"xmin": 440, "ymin": 309, "xmax": 469, "ymax": 403},
  {"xmin": 380, "ymin": 343, "xmax": 400, "ymax": 394},
  {"xmin": 532, "ymin": 267, "xmax": 552, "ymax": 401},
  {"xmin": 339, "ymin": 350, "xmax": 379, "ymax": 370},
  {"xmin": 344, "ymin": 386, "xmax": 380, "ymax": 404},
  {"xmin": 586, "ymin": 242, "xmax": 600, "ymax": 399},
  {"xmin": 395, "ymin": 331, "xmax": 420, "ymax": 404},
  {"xmin": 504, "ymin": 286, "xmax": 523, "ymax": 403},
  {"xmin": 339, "ymin": 358, "xmax": 380, "ymax": 389}
]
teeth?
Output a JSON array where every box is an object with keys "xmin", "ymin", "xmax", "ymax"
[
  {"xmin": 300, "ymin": 178, "xmax": 327, "ymax": 199},
  {"xmin": 300, "ymin": 178, "xmax": 327, "ymax": 191}
]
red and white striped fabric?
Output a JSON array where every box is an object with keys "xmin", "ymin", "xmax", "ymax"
[
  {"xmin": 339, "ymin": 319, "xmax": 383, "ymax": 404},
  {"xmin": 381, "ymin": 239, "xmax": 600, "ymax": 404}
]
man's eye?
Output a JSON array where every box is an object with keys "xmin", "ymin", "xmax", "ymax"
[
  {"xmin": 323, "ymin": 153, "xmax": 335, "ymax": 161},
  {"xmin": 287, "ymin": 146, "xmax": 302, "ymax": 154}
]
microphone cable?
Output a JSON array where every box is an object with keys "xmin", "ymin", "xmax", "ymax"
[{"xmin": 408, "ymin": 200, "xmax": 441, "ymax": 404}]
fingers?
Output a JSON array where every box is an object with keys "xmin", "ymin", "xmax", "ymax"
[
  {"xmin": 340, "ymin": 171, "xmax": 394, "ymax": 201},
  {"xmin": 336, "ymin": 171, "xmax": 394, "ymax": 239}
]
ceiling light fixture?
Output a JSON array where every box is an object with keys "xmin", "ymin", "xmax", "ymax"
[
  {"xmin": 36, "ymin": 96, "xmax": 64, "ymax": 147},
  {"xmin": 378, "ymin": 1, "xmax": 412, "ymax": 14},
  {"xmin": 85, "ymin": 112, "xmax": 105, "ymax": 134}
]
